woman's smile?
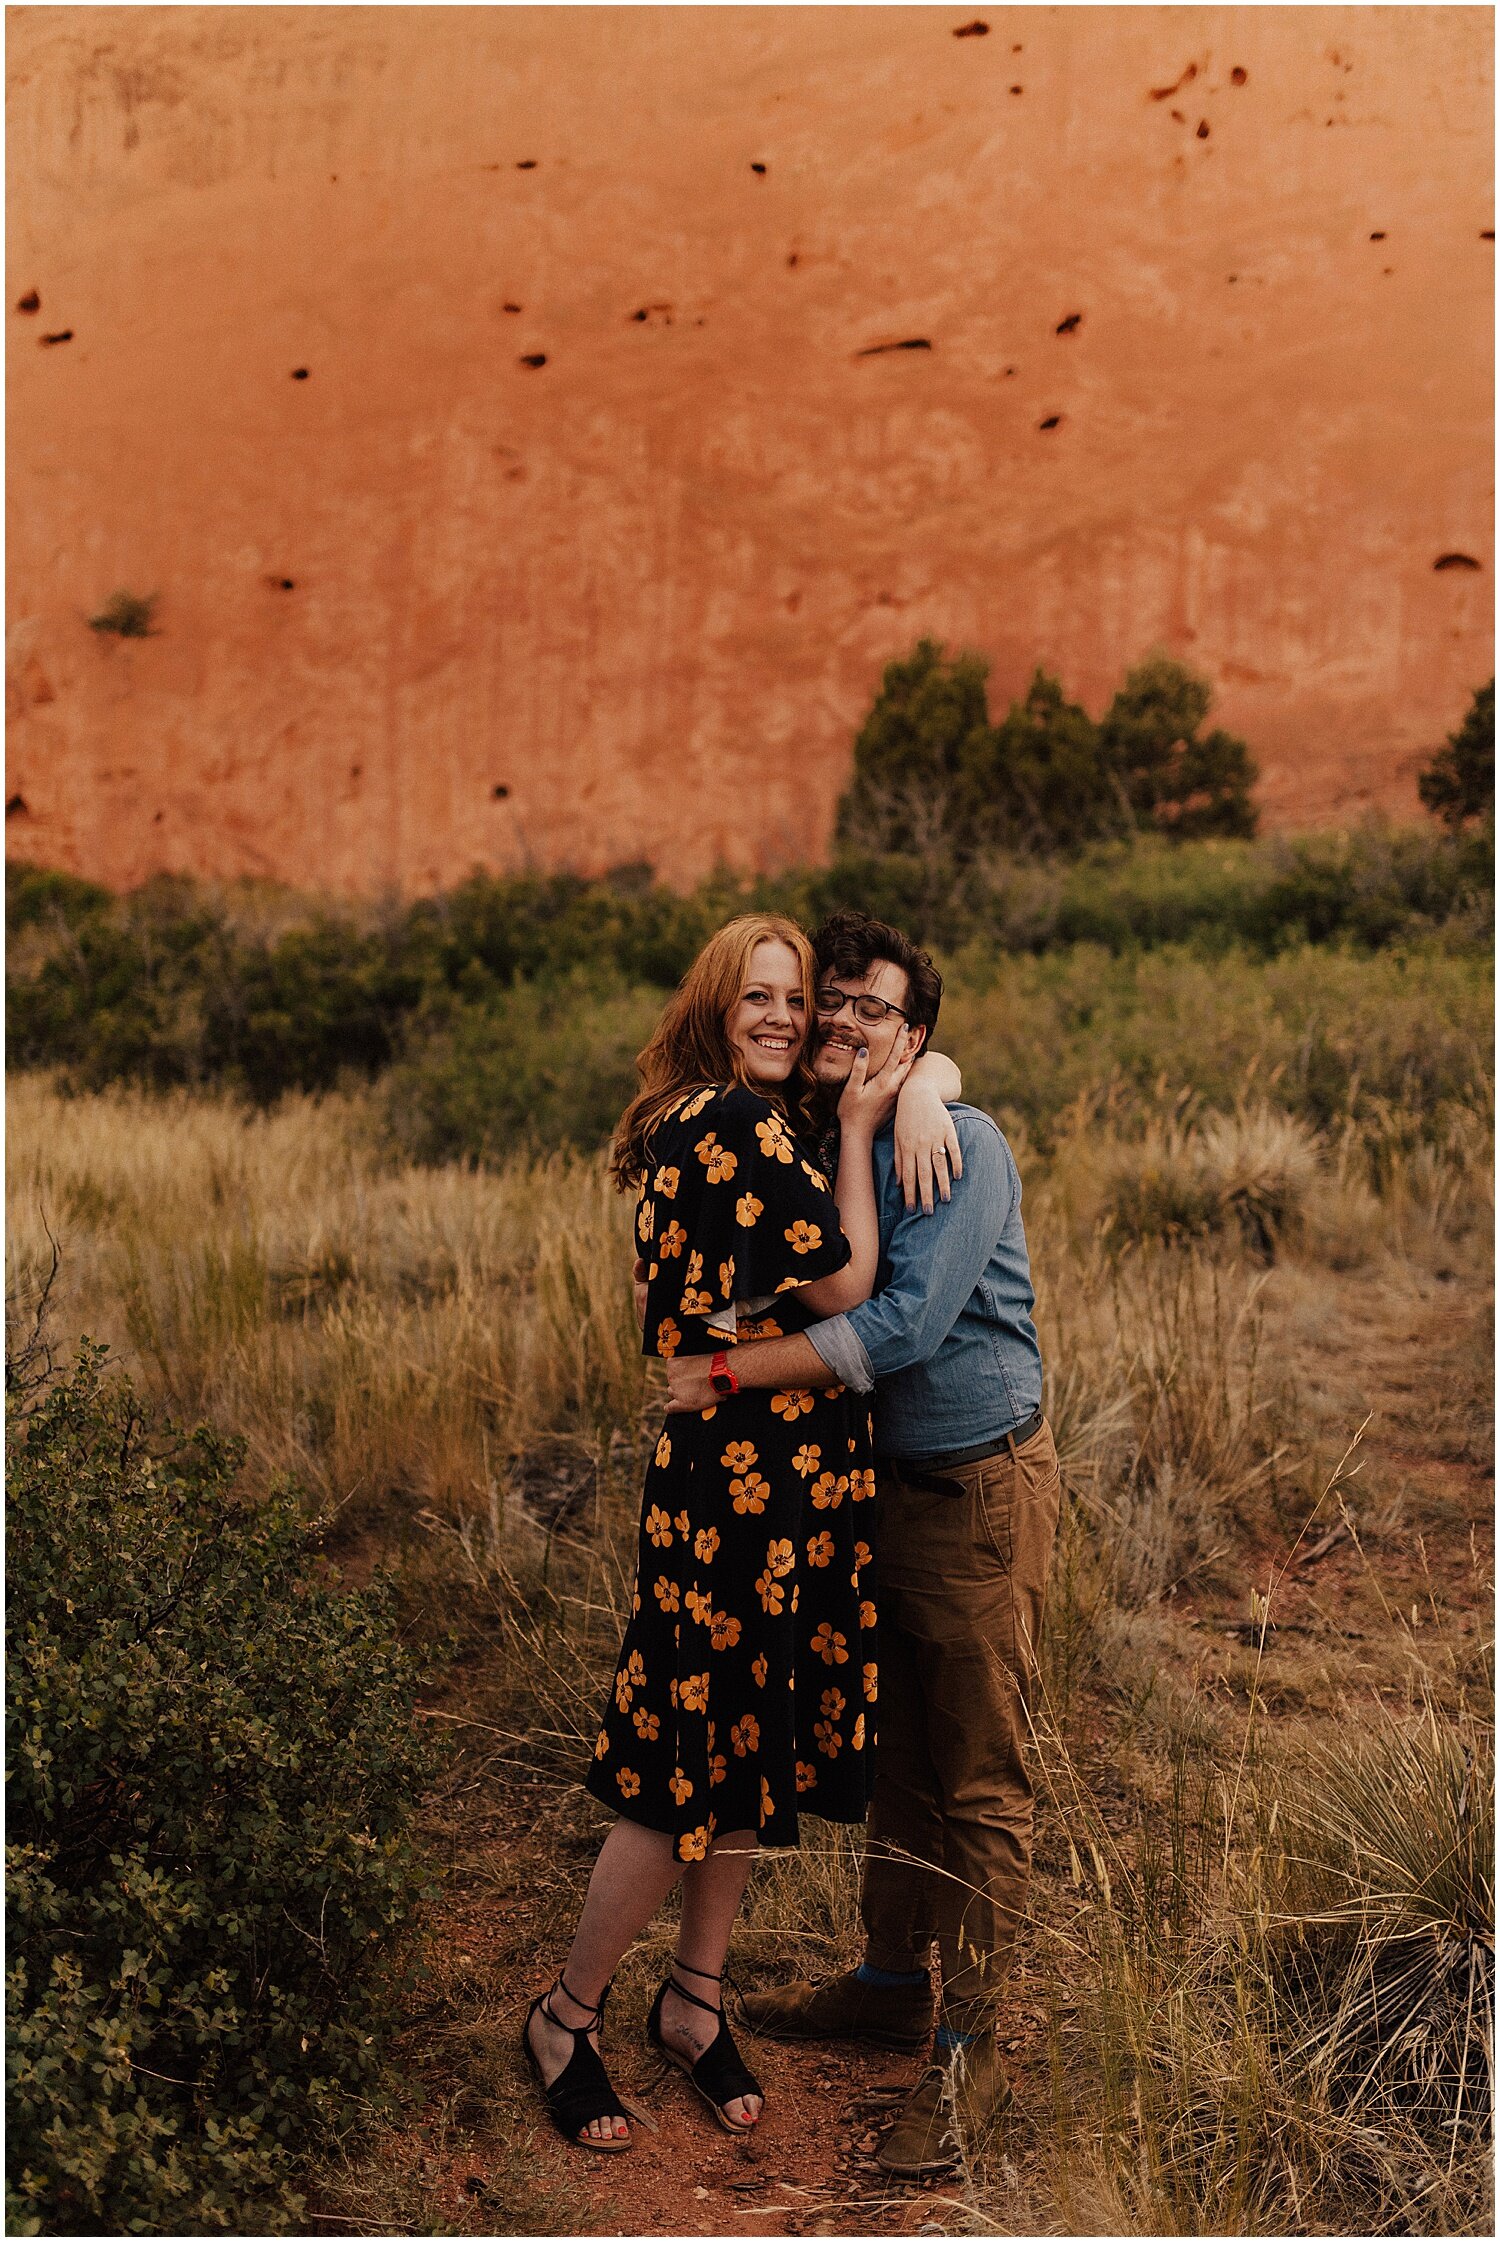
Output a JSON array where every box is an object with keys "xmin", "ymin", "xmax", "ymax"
[{"xmin": 726, "ymin": 938, "xmax": 808, "ymax": 1083}]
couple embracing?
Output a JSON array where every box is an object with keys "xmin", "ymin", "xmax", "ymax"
[{"xmin": 523, "ymin": 907, "xmax": 1060, "ymax": 2177}]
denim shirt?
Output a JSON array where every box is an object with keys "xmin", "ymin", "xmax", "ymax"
[{"xmin": 806, "ymin": 1104, "xmax": 1043, "ymax": 1459}]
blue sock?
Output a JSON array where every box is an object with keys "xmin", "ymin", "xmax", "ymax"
[
  {"xmin": 934, "ymin": 2025, "xmax": 978, "ymax": 2053},
  {"xmin": 856, "ymin": 1961, "xmax": 929, "ymax": 1989}
]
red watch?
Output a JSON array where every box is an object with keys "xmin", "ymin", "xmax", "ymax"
[{"xmin": 708, "ymin": 1350, "xmax": 740, "ymax": 1397}]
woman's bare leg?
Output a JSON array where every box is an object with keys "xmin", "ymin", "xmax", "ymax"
[
  {"xmin": 659, "ymin": 1829, "xmax": 763, "ymax": 2126},
  {"xmin": 528, "ymin": 1816, "xmax": 681, "ymax": 2143}
]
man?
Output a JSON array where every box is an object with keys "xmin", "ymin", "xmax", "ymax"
[{"xmin": 664, "ymin": 909, "xmax": 1060, "ymax": 2176}]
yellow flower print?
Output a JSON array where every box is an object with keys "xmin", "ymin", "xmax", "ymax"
[
  {"xmin": 743, "ymin": 1315, "xmax": 784, "ymax": 1340},
  {"xmin": 759, "ymin": 1775, "xmax": 775, "ymax": 1822},
  {"xmin": 735, "ymin": 1192, "xmax": 764, "ymax": 1228},
  {"xmin": 814, "ymin": 1718, "xmax": 842, "ymax": 1757},
  {"xmin": 681, "ymin": 1286, "xmax": 715, "ymax": 1316},
  {"xmin": 796, "ymin": 1760, "xmax": 818, "ymax": 1793},
  {"xmin": 731, "ymin": 1714, "xmax": 761, "ymax": 1757},
  {"xmin": 680, "ymin": 1671, "xmax": 710, "ymax": 1714},
  {"xmin": 851, "ymin": 1713, "xmax": 866, "ymax": 1751},
  {"xmin": 860, "ymin": 1600, "xmax": 877, "ymax": 1632},
  {"xmin": 806, "ymin": 1529, "xmax": 835, "ymax": 1568},
  {"xmin": 669, "ymin": 1677, "xmax": 680, "ymax": 1707},
  {"xmin": 678, "ymin": 1086, "xmax": 716, "ymax": 1122},
  {"xmin": 669, "ymin": 1767, "xmax": 695, "ymax": 1805},
  {"xmin": 659, "ymin": 1219, "xmax": 687, "ymax": 1259},
  {"xmin": 709, "ymin": 1752, "xmax": 728, "ymax": 1786},
  {"xmin": 632, "ymin": 1591, "xmax": 641, "ymax": 1614},
  {"xmin": 615, "ymin": 1671, "xmax": 633, "ymax": 1712},
  {"xmin": 821, "ymin": 1687, "xmax": 846, "ymax": 1724},
  {"xmin": 694, "ymin": 1525, "xmax": 720, "ymax": 1563},
  {"xmin": 638, "ymin": 1197, "xmax": 656, "ymax": 1241},
  {"xmin": 799, "ymin": 1158, "xmax": 831, "ymax": 1192},
  {"xmin": 785, "ymin": 1220, "xmax": 823, "ymax": 1255},
  {"xmin": 684, "ymin": 1585, "xmax": 712, "ymax": 1626},
  {"xmin": 718, "ymin": 1256, "xmax": 735, "ymax": 1297},
  {"xmin": 855, "ymin": 1540, "xmax": 873, "ymax": 1573},
  {"xmin": 771, "ymin": 1389, "xmax": 814, "ymax": 1422},
  {"xmin": 634, "ymin": 1706, "xmax": 661, "ymax": 1741},
  {"xmin": 685, "ymin": 1248, "xmax": 704, "ymax": 1288},
  {"xmin": 654, "ymin": 1165, "xmax": 680, "ymax": 1200},
  {"xmin": 731, "ymin": 1473, "xmax": 769, "ymax": 1516},
  {"xmin": 594, "ymin": 1730, "xmax": 610, "ymax": 1759},
  {"xmin": 646, "ymin": 1505, "xmax": 673, "ymax": 1548},
  {"xmin": 674, "ymin": 1510, "xmax": 691, "ymax": 1536},
  {"xmin": 834, "ymin": 1475, "xmax": 851, "ymax": 1505},
  {"xmin": 751, "ymin": 1653, "xmax": 768, "ymax": 1689},
  {"xmin": 811, "ymin": 1623, "xmax": 849, "ymax": 1666},
  {"xmin": 755, "ymin": 1569, "xmax": 785, "ymax": 1616},
  {"xmin": 653, "ymin": 1574, "xmax": 680, "ymax": 1613},
  {"xmin": 810, "ymin": 1472, "xmax": 842, "ymax": 1510},
  {"xmin": 775, "ymin": 1276, "xmax": 804, "ymax": 1294},
  {"xmin": 627, "ymin": 1651, "xmax": 646, "ymax": 1684},
  {"xmin": 792, "ymin": 1443, "xmax": 822, "ymax": 1477},
  {"xmin": 789, "ymin": 1582, "xmax": 800, "ymax": 1615},
  {"xmin": 863, "ymin": 1660, "xmax": 878, "ymax": 1702},
  {"xmin": 850, "ymin": 1466, "xmax": 877, "ymax": 1503},
  {"xmin": 656, "ymin": 1317, "xmax": 682, "ymax": 1359},
  {"xmin": 654, "ymin": 1431, "xmax": 672, "ymax": 1470},
  {"xmin": 722, "ymin": 1439, "xmax": 759, "ymax": 1472},
  {"xmin": 679, "ymin": 1826, "xmax": 710, "ymax": 1863},
  {"xmin": 765, "ymin": 1536, "xmax": 796, "ymax": 1580},
  {"xmin": 617, "ymin": 1767, "xmax": 642, "ymax": 1798},
  {"xmin": 696, "ymin": 1132, "xmax": 738, "ymax": 1184},
  {"xmin": 755, "ymin": 1117, "xmax": 794, "ymax": 1164},
  {"xmin": 710, "ymin": 1610, "xmax": 742, "ymax": 1652}
]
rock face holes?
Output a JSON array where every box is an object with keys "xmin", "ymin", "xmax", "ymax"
[
  {"xmin": 953, "ymin": 20, "xmax": 990, "ymax": 36},
  {"xmin": 1038, "ymin": 414, "xmax": 1062, "ymax": 430},
  {"xmin": 6, "ymin": 794, "xmax": 29, "ymax": 818},
  {"xmin": 1196, "ymin": 119, "xmax": 1210, "ymax": 138},
  {"xmin": 1009, "ymin": 84, "xmax": 1023, "ymax": 95},
  {"xmin": 750, "ymin": 161, "xmax": 767, "ymax": 175},
  {"xmin": 787, "ymin": 252, "xmax": 800, "ymax": 267},
  {"xmin": 291, "ymin": 367, "xmax": 309, "ymax": 380},
  {"xmin": 855, "ymin": 338, "xmax": 933, "ymax": 357},
  {"xmin": 1230, "ymin": 66, "xmax": 1248, "ymax": 85},
  {"xmin": 1433, "ymin": 553, "xmax": 1482, "ymax": 571},
  {"xmin": 16, "ymin": 290, "xmax": 39, "ymax": 313},
  {"xmin": 1151, "ymin": 63, "xmax": 1198, "ymax": 100},
  {"xmin": 503, "ymin": 302, "xmax": 522, "ymax": 314},
  {"xmin": 1482, "ymin": 230, "xmax": 1495, "ymax": 242},
  {"xmin": 1369, "ymin": 230, "xmax": 1386, "ymax": 241},
  {"xmin": 40, "ymin": 330, "xmax": 72, "ymax": 346},
  {"xmin": 516, "ymin": 159, "xmax": 537, "ymax": 170},
  {"xmin": 1055, "ymin": 312, "xmax": 1083, "ymax": 335},
  {"xmin": 492, "ymin": 783, "xmax": 511, "ymax": 799},
  {"xmin": 519, "ymin": 353, "xmax": 547, "ymax": 368}
]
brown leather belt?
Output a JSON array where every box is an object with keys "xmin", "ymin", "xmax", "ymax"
[{"xmin": 879, "ymin": 1405, "xmax": 1045, "ymax": 1481}]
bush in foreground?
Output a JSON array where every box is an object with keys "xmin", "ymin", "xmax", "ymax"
[{"xmin": 6, "ymin": 1349, "xmax": 435, "ymax": 2234}]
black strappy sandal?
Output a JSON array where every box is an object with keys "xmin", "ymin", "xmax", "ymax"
[
  {"xmin": 646, "ymin": 1957, "xmax": 764, "ymax": 2134},
  {"xmin": 521, "ymin": 1972, "xmax": 632, "ymax": 2153}
]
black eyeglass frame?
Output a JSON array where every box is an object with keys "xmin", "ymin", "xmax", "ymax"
[{"xmin": 813, "ymin": 984, "xmax": 910, "ymax": 1027}]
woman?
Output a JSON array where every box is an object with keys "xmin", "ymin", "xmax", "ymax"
[{"xmin": 523, "ymin": 913, "xmax": 957, "ymax": 2150}]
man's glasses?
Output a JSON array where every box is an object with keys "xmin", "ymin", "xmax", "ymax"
[{"xmin": 815, "ymin": 985, "xmax": 909, "ymax": 1027}]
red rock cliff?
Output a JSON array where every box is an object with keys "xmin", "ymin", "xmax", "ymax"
[{"xmin": 6, "ymin": 4, "xmax": 1494, "ymax": 892}]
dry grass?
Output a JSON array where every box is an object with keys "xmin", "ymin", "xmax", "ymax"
[{"xmin": 6, "ymin": 1066, "xmax": 1492, "ymax": 2236}]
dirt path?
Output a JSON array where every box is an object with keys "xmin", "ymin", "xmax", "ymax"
[{"xmin": 311, "ymin": 1258, "xmax": 1492, "ymax": 2237}]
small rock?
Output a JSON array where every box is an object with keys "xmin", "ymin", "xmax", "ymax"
[{"xmin": 693, "ymin": 2186, "xmax": 711, "ymax": 2200}]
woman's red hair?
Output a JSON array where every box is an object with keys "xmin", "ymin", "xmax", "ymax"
[{"xmin": 610, "ymin": 914, "xmax": 819, "ymax": 1189}]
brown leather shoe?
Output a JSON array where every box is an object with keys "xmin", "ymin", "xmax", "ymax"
[
  {"xmin": 875, "ymin": 2038, "xmax": 1013, "ymax": 2176},
  {"xmin": 739, "ymin": 1968, "xmax": 932, "ymax": 2052}
]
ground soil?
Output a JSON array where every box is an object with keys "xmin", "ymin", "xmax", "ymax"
[{"xmin": 308, "ymin": 1258, "xmax": 1491, "ymax": 2238}]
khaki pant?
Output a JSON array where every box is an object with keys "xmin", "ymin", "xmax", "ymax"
[{"xmin": 861, "ymin": 1421, "xmax": 1061, "ymax": 2027}]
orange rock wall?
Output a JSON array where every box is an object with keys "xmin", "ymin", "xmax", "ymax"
[{"xmin": 6, "ymin": 4, "xmax": 1494, "ymax": 892}]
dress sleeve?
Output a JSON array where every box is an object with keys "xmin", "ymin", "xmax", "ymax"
[{"xmin": 638, "ymin": 1085, "xmax": 851, "ymax": 1358}]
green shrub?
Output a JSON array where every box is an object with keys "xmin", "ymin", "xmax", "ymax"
[
  {"xmin": 381, "ymin": 972, "xmax": 663, "ymax": 1160},
  {"xmin": 6, "ymin": 1349, "xmax": 435, "ymax": 2234},
  {"xmin": 1419, "ymin": 679, "xmax": 1494, "ymax": 830}
]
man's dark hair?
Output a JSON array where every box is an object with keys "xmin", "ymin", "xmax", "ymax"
[{"xmin": 812, "ymin": 910, "xmax": 943, "ymax": 1039}]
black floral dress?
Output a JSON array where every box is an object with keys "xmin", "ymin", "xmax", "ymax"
[{"xmin": 586, "ymin": 1083, "xmax": 878, "ymax": 1863}]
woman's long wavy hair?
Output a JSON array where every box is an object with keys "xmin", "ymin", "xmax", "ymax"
[{"xmin": 609, "ymin": 914, "xmax": 820, "ymax": 1190}]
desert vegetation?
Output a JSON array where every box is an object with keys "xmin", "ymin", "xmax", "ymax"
[{"xmin": 6, "ymin": 849, "xmax": 1493, "ymax": 2231}]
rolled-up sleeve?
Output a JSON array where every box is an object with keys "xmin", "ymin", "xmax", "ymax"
[
  {"xmin": 839, "ymin": 1119, "xmax": 1014, "ymax": 1379},
  {"xmin": 805, "ymin": 1312, "xmax": 877, "ymax": 1394}
]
